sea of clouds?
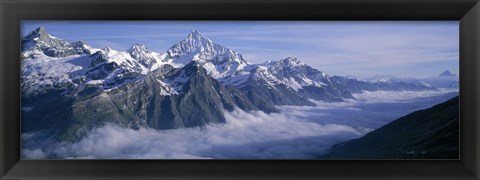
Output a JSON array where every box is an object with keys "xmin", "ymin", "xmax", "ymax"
[{"xmin": 21, "ymin": 90, "xmax": 459, "ymax": 159}]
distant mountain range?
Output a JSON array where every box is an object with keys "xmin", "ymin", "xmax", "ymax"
[
  {"xmin": 20, "ymin": 26, "xmax": 456, "ymax": 141},
  {"xmin": 361, "ymin": 70, "xmax": 459, "ymax": 90}
]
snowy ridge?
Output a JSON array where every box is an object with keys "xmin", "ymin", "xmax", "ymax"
[
  {"xmin": 21, "ymin": 53, "xmax": 92, "ymax": 96},
  {"xmin": 21, "ymin": 27, "xmax": 331, "ymax": 97},
  {"xmin": 21, "ymin": 27, "xmax": 170, "ymax": 95},
  {"xmin": 127, "ymin": 44, "xmax": 168, "ymax": 72},
  {"xmin": 99, "ymin": 46, "xmax": 160, "ymax": 75},
  {"xmin": 268, "ymin": 57, "xmax": 329, "ymax": 89},
  {"xmin": 250, "ymin": 66, "xmax": 283, "ymax": 88},
  {"xmin": 222, "ymin": 57, "xmax": 330, "ymax": 92},
  {"xmin": 21, "ymin": 26, "xmax": 439, "ymax": 99}
]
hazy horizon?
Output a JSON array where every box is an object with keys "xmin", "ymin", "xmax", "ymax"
[{"xmin": 22, "ymin": 21, "xmax": 459, "ymax": 78}]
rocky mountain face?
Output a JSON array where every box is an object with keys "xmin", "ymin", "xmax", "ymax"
[
  {"xmin": 23, "ymin": 62, "xmax": 276, "ymax": 141},
  {"xmin": 21, "ymin": 27, "xmax": 439, "ymax": 141},
  {"xmin": 321, "ymin": 96, "xmax": 459, "ymax": 159}
]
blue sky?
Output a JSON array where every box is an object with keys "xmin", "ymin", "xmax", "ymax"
[{"xmin": 22, "ymin": 21, "xmax": 459, "ymax": 78}]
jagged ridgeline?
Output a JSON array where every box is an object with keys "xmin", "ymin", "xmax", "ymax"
[{"xmin": 20, "ymin": 26, "xmax": 434, "ymax": 141}]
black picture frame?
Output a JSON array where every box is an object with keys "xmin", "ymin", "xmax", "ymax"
[{"xmin": 1, "ymin": 0, "xmax": 479, "ymax": 179}]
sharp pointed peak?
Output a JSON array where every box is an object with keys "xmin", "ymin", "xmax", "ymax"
[
  {"xmin": 191, "ymin": 29, "xmax": 202, "ymax": 35},
  {"xmin": 439, "ymin": 70, "xmax": 454, "ymax": 77},
  {"xmin": 131, "ymin": 43, "xmax": 145, "ymax": 48},
  {"xmin": 187, "ymin": 29, "xmax": 207, "ymax": 39},
  {"xmin": 35, "ymin": 26, "xmax": 47, "ymax": 34},
  {"xmin": 167, "ymin": 29, "xmax": 223, "ymax": 57},
  {"xmin": 22, "ymin": 25, "xmax": 64, "ymax": 51},
  {"xmin": 24, "ymin": 25, "xmax": 67, "ymax": 44},
  {"xmin": 128, "ymin": 43, "xmax": 147, "ymax": 51},
  {"xmin": 192, "ymin": 29, "xmax": 200, "ymax": 33},
  {"xmin": 24, "ymin": 26, "xmax": 49, "ymax": 40}
]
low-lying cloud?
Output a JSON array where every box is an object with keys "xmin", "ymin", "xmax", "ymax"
[
  {"xmin": 21, "ymin": 90, "xmax": 458, "ymax": 159},
  {"xmin": 281, "ymin": 90, "xmax": 459, "ymax": 129}
]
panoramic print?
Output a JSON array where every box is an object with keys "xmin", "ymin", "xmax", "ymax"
[{"xmin": 20, "ymin": 21, "xmax": 459, "ymax": 159}]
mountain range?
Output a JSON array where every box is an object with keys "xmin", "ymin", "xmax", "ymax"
[{"xmin": 20, "ymin": 26, "xmax": 454, "ymax": 141}]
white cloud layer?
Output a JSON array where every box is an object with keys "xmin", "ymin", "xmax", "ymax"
[{"xmin": 21, "ymin": 90, "xmax": 458, "ymax": 159}]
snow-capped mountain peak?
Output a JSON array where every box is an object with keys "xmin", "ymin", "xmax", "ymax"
[
  {"xmin": 23, "ymin": 26, "xmax": 48, "ymax": 41},
  {"xmin": 127, "ymin": 43, "xmax": 166, "ymax": 70},
  {"xmin": 127, "ymin": 44, "xmax": 152, "ymax": 60},
  {"xmin": 188, "ymin": 29, "xmax": 207, "ymax": 40},
  {"xmin": 101, "ymin": 46, "xmax": 118, "ymax": 56},
  {"xmin": 128, "ymin": 43, "xmax": 149, "ymax": 53},
  {"xmin": 268, "ymin": 57, "xmax": 312, "ymax": 75},
  {"xmin": 278, "ymin": 57, "xmax": 306, "ymax": 67},
  {"xmin": 167, "ymin": 29, "xmax": 214, "ymax": 58},
  {"xmin": 276, "ymin": 58, "xmax": 328, "ymax": 88},
  {"xmin": 21, "ymin": 26, "xmax": 94, "ymax": 58},
  {"xmin": 22, "ymin": 26, "xmax": 64, "ymax": 47},
  {"xmin": 22, "ymin": 26, "xmax": 67, "ymax": 51},
  {"xmin": 167, "ymin": 29, "xmax": 250, "ymax": 78},
  {"xmin": 101, "ymin": 46, "xmax": 113, "ymax": 52},
  {"xmin": 37, "ymin": 25, "xmax": 47, "ymax": 33},
  {"xmin": 167, "ymin": 29, "xmax": 246, "ymax": 62}
]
